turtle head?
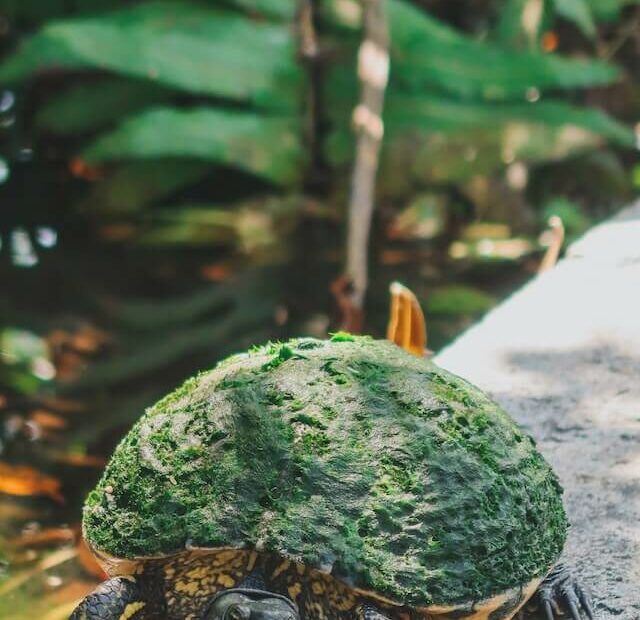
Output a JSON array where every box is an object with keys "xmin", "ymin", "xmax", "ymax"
[{"xmin": 205, "ymin": 588, "xmax": 299, "ymax": 620}]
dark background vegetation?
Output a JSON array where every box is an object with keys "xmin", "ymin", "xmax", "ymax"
[{"xmin": 0, "ymin": 0, "xmax": 638, "ymax": 616}]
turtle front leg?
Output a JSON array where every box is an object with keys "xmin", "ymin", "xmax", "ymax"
[
  {"xmin": 70, "ymin": 576, "xmax": 152, "ymax": 620},
  {"xmin": 536, "ymin": 564, "xmax": 594, "ymax": 620}
]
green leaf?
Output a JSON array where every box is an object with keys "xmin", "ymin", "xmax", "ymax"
[
  {"xmin": 81, "ymin": 107, "xmax": 302, "ymax": 185},
  {"xmin": 77, "ymin": 159, "xmax": 211, "ymax": 215},
  {"xmin": 0, "ymin": 34, "xmax": 91, "ymax": 79},
  {"xmin": 139, "ymin": 204, "xmax": 239, "ymax": 246},
  {"xmin": 385, "ymin": 94, "xmax": 633, "ymax": 146},
  {"xmin": 387, "ymin": 0, "xmax": 619, "ymax": 99},
  {"xmin": 375, "ymin": 95, "xmax": 633, "ymax": 185},
  {"xmin": 138, "ymin": 196, "xmax": 305, "ymax": 250},
  {"xmin": 64, "ymin": 301, "xmax": 276, "ymax": 390},
  {"xmin": 36, "ymin": 77, "xmax": 173, "ymax": 135},
  {"xmin": 0, "ymin": 1, "xmax": 301, "ymax": 110},
  {"xmin": 327, "ymin": 74, "xmax": 633, "ymax": 172},
  {"xmin": 106, "ymin": 276, "xmax": 246, "ymax": 330},
  {"xmin": 553, "ymin": 0, "xmax": 597, "ymax": 37}
]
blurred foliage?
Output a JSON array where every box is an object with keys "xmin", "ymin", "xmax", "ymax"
[
  {"xmin": 0, "ymin": 0, "xmax": 636, "ymax": 224},
  {"xmin": 542, "ymin": 196, "xmax": 592, "ymax": 241},
  {"xmin": 0, "ymin": 0, "xmax": 634, "ymax": 266},
  {"xmin": 426, "ymin": 285, "xmax": 496, "ymax": 317}
]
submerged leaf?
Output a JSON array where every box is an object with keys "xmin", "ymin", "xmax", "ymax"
[
  {"xmin": 78, "ymin": 159, "xmax": 211, "ymax": 215},
  {"xmin": 139, "ymin": 205, "xmax": 238, "ymax": 246},
  {"xmin": 36, "ymin": 77, "xmax": 173, "ymax": 135},
  {"xmin": 137, "ymin": 197, "xmax": 303, "ymax": 251},
  {"xmin": 64, "ymin": 302, "xmax": 276, "ymax": 389}
]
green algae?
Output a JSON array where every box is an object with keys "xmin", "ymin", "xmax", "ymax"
[
  {"xmin": 83, "ymin": 337, "xmax": 567, "ymax": 606},
  {"xmin": 329, "ymin": 331, "xmax": 356, "ymax": 342}
]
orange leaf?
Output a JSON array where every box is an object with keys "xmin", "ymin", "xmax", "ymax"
[
  {"xmin": 11, "ymin": 527, "xmax": 75, "ymax": 549},
  {"xmin": 69, "ymin": 158, "xmax": 103, "ymax": 181},
  {"xmin": 542, "ymin": 31, "xmax": 558, "ymax": 52},
  {"xmin": 30, "ymin": 411, "xmax": 67, "ymax": 431},
  {"xmin": 0, "ymin": 462, "xmax": 64, "ymax": 503},
  {"xmin": 38, "ymin": 397, "xmax": 85, "ymax": 414},
  {"xmin": 201, "ymin": 262, "xmax": 233, "ymax": 282},
  {"xmin": 49, "ymin": 451, "xmax": 106, "ymax": 468},
  {"xmin": 387, "ymin": 282, "xmax": 428, "ymax": 357}
]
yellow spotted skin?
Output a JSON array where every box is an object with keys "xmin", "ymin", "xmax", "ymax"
[
  {"xmin": 92, "ymin": 547, "xmax": 540, "ymax": 620},
  {"xmin": 119, "ymin": 601, "xmax": 146, "ymax": 620}
]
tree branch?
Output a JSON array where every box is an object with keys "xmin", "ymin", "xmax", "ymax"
[{"xmin": 343, "ymin": 0, "xmax": 390, "ymax": 321}]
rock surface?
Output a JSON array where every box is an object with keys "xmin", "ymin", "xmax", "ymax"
[{"xmin": 436, "ymin": 202, "xmax": 640, "ymax": 619}]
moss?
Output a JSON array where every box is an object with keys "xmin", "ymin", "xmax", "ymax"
[
  {"xmin": 320, "ymin": 358, "xmax": 350, "ymax": 385},
  {"xmin": 321, "ymin": 405, "xmax": 338, "ymax": 420},
  {"xmin": 329, "ymin": 331, "xmax": 356, "ymax": 342},
  {"xmin": 84, "ymin": 337, "xmax": 567, "ymax": 606},
  {"xmin": 295, "ymin": 338, "xmax": 325, "ymax": 350},
  {"xmin": 261, "ymin": 343, "xmax": 295, "ymax": 370},
  {"xmin": 300, "ymin": 429, "xmax": 330, "ymax": 454},
  {"xmin": 290, "ymin": 413, "xmax": 326, "ymax": 429}
]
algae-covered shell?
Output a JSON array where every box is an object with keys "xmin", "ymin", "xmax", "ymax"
[{"xmin": 83, "ymin": 336, "xmax": 567, "ymax": 607}]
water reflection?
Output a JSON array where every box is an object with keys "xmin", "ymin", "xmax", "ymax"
[
  {"xmin": 1, "ymin": 227, "xmax": 58, "ymax": 267},
  {"xmin": 10, "ymin": 229, "xmax": 38, "ymax": 267}
]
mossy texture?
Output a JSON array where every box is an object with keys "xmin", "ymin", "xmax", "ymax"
[{"xmin": 84, "ymin": 337, "xmax": 567, "ymax": 606}]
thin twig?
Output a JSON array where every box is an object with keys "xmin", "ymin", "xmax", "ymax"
[
  {"xmin": 342, "ymin": 0, "xmax": 390, "ymax": 323},
  {"xmin": 539, "ymin": 215, "xmax": 565, "ymax": 273}
]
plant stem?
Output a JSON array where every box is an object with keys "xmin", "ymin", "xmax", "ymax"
[{"xmin": 345, "ymin": 0, "xmax": 390, "ymax": 314}]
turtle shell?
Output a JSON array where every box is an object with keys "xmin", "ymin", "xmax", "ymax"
[{"xmin": 83, "ymin": 336, "xmax": 567, "ymax": 607}]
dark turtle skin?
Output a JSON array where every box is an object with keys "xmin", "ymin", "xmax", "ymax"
[{"xmin": 70, "ymin": 337, "xmax": 595, "ymax": 620}]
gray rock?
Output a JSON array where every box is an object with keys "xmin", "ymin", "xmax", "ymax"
[{"xmin": 436, "ymin": 202, "xmax": 640, "ymax": 619}]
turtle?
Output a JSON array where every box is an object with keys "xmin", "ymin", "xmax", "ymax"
[{"xmin": 70, "ymin": 332, "xmax": 594, "ymax": 620}]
